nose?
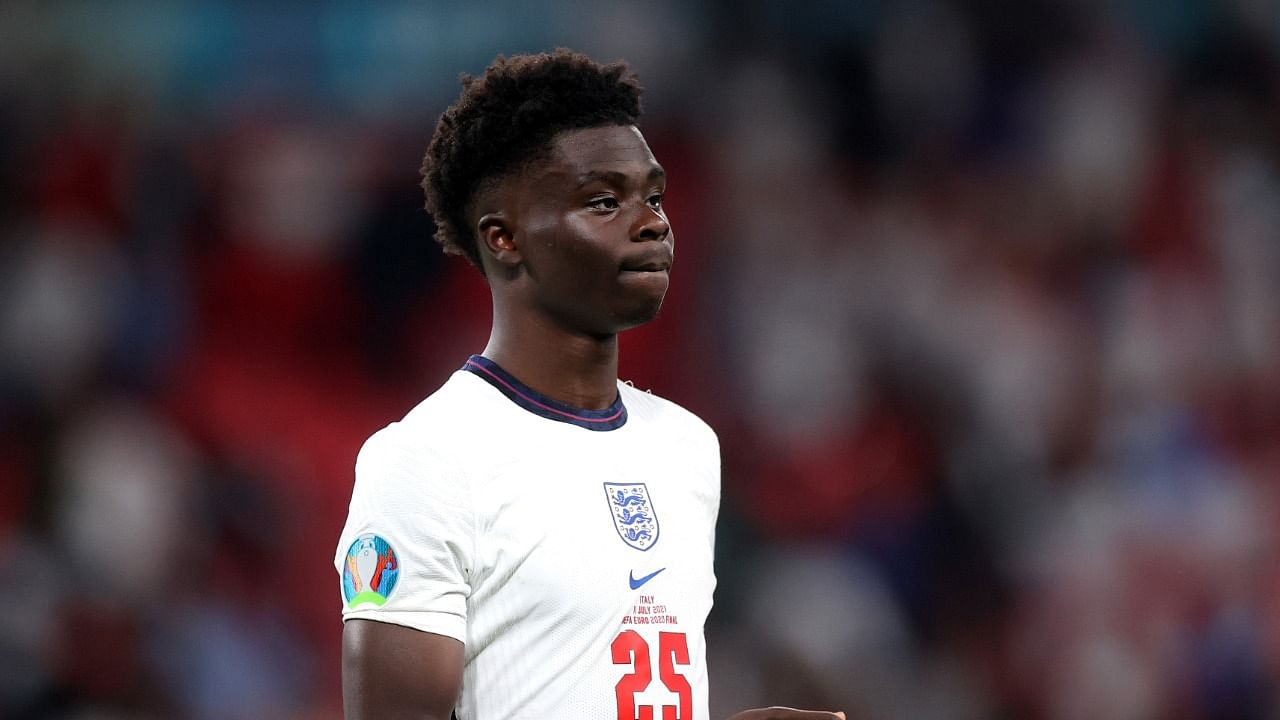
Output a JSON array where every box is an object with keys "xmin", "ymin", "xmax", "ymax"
[{"xmin": 634, "ymin": 206, "xmax": 670, "ymax": 242}]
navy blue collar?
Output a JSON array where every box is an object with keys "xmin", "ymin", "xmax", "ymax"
[{"xmin": 461, "ymin": 355, "xmax": 628, "ymax": 431}]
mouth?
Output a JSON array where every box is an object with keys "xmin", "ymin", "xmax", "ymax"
[
  {"xmin": 619, "ymin": 253, "xmax": 673, "ymax": 274},
  {"xmin": 620, "ymin": 263, "xmax": 670, "ymax": 273}
]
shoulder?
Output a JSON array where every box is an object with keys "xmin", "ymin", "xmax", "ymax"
[
  {"xmin": 354, "ymin": 371, "xmax": 497, "ymax": 496},
  {"xmin": 398, "ymin": 370, "xmax": 496, "ymax": 439},
  {"xmin": 620, "ymin": 384, "xmax": 721, "ymax": 505},
  {"xmin": 363, "ymin": 370, "xmax": 502, "ymax": 460},
  {"xmin": 619, "ymin": 382, "xmax": 719, "ymax": 450}
]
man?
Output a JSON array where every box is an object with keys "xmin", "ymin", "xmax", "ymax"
[{"xmin": 336, "ymin": 49, "xmax": 844, "ymax": 720}]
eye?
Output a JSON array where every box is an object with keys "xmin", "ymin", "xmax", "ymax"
[
  {"xmin": 587, "ymin": 196, "xmax": 619, "ymax": 211},
  {"xmin": 647, "ymin": 193, "xmax": 664, "ymax": 210}
]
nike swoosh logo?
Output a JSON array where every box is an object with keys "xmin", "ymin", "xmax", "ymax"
[{"xmin": 629, "ymin": 567, "xmax": 666, "ymax": 590}]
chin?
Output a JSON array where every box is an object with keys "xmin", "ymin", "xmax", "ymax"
[{"xmin": 613, "ymin": 297, "xmax": 666, "ymax": 332}]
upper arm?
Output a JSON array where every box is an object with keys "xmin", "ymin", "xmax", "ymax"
[
  {"xmin": 335, "ymin": 427, "xmax": 474, "ymax": 718},
  {"xmin": 343, "ymin": 619, "xmax": 463, "ymax": 720}
]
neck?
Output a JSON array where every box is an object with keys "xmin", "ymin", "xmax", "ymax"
[{"xmin": 482, "ymin": 305, "xmax": 620, "ymax": 411}]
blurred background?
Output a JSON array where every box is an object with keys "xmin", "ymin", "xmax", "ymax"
[{"xmin": 1, "ymin": 0, "xmax": 1278, "ymax": 718}]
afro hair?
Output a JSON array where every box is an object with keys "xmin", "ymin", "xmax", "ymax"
[{"xmin": 420, "ymin": 49, "xmax": 644, "ymax": 272}]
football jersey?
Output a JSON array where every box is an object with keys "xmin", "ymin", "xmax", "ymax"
[{"xmin": 335, "ymin": 355, "xmax": 720, "ymax": 720}]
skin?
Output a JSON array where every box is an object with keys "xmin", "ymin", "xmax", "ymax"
[
  {"xmin": 343, "ymin": 124, "xmax": 842, "ymax": 720},
  {"xmin": 343, "ymin": 618, "xmax": 462, "ymax": 720},
  {"xmin": 476, "ymin": 123, "xmax": 675, "ymax": 410}
]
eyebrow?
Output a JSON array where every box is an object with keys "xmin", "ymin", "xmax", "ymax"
[{"xmin": 574, "ymin": 166, "xmax": 666, "ymax": 189}]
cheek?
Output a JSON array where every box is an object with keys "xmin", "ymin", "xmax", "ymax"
[
  {"xmin": 557, "ymin": 218, "xmax": 619, "ymax": 276},
  {"xmin": 520, "ymin": 209, "xmax": 620, "ymax": 290},
  {"xmin": 520, "ymin": 210, "xmax": 567, "ymax": 250}
]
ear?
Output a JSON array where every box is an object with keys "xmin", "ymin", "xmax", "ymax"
[{"xmin": 477, "ymin": 213, "xmax": 520, "ymax": 268}]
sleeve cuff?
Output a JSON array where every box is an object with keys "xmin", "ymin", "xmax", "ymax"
[{"xmin": 341, "ymin": 609, "xmax": 467, "ymax": 644}]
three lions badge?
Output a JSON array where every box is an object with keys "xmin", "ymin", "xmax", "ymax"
[{"xmin": 603, "ymin": 482, "xmax": 660, "ymax": 551}]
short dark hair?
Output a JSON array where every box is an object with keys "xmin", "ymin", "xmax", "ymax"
[{"xmin": 420, "ymin": 49, "xmax": 643, "ymax": 272}]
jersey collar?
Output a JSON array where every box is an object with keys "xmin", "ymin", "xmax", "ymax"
[{"xmin": 462, "ymin": 355, "xmax": 628, "ymax": 431}]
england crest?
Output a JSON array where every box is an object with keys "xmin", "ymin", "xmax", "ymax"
[{"xmin": 603, "ymin": 482, "xmax": 660, "ymax": 551}]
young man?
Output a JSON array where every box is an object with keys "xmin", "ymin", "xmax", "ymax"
[{"xmin": 336, "ymin": 50, "xmax": 844, "ymax": 720}]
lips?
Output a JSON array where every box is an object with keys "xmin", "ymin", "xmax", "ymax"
[
  {"xmin": 622, "ymin": 262, "xmax": 669, "ymax": 272},
  {"xmin": 619, "ymin": 250, "xmax": 672, "ymax": 273}
]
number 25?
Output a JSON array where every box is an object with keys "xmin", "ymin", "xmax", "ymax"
[{"xmin": 612, "ymin": 630, "xmax": 693, "ymax": 720}]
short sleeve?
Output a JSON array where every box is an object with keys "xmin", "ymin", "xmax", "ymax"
[{"xmin": 334, "ymin": 423, "xmax": 474, "ymax": 642}]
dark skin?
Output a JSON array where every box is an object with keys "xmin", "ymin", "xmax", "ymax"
[
  {"xmin": 343, "ymin": 124, "xmax": 843, "ymax": 720},
  {"xmin": 478, "ymin": 124, "xmax": 674, "ymax": 410}
]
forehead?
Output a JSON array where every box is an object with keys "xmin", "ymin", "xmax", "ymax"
[{"xmin": 535, "ymin": 125, "xmax": 660, "ymax": 181}]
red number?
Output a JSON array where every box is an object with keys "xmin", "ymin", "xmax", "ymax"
[
  {"xmin": 612, "ymin": 630, "xmax": 654, "ymax": 720},
  {"xmin": 658, "ymin": 631, "xmax": 693, "ymax": 720},
  {"xmin": 612, "ymin": 630, "xmax": 692, "ymax": 720}
]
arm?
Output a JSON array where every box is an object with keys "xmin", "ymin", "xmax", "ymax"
[{"xmin": 342, "ymin": 619, "xmax": 464, "ymax": 720}]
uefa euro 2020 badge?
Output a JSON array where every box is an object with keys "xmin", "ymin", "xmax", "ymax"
[
  {"xmin": 604, "ymin": 482, "xmax": 660, "ymax": 551},
  {"xmin": 343, "ymin": 534, "xmax": 400, "ymax": 609}
]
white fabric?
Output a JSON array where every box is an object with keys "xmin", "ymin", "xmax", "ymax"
[{"xmin": 336, "ymin": 368, "xmax": 720, "ymax": 720}]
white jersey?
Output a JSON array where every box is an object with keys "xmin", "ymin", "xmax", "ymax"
[{"xmin": 335, "ymin": 355, "xmax": 720, "ymax": 720}]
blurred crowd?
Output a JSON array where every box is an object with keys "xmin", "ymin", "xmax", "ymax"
[{"xmin": 1, "ymin": 1, "xmax": 1278, "ymax": 718}]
